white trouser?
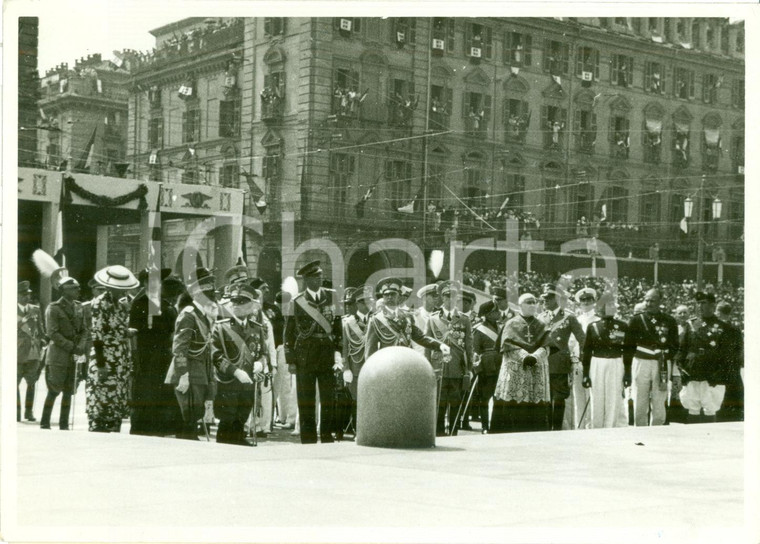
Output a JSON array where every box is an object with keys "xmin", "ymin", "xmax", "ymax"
[
  {"xmin": 272, "ymin": 346, "xmax": 297, "ymax": 425},
  {"xmin": 255, "ymin": 382, "xmax": 273, "ymax": 433},
  {"xmin": 680, "ymin": 381, "xmax": 726, "ymax": 416},
  {"xmin": 616, "ymin": 386, "xmax": 632, "ymax": 427},
  {"xmin": 632, "ymin": 357, "xmax": 668, "ymax": 426},
  {"xmin": 590, "ymin": 356, "xmax": 624, "ymax": 429},
  {"xmin": 564, "ymin": 363, "xmax": 591, "ymax": 429}
]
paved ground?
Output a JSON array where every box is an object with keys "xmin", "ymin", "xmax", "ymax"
[{"xmin": 7, "ymin": 381, "xmax": 750, "ymax": 543}]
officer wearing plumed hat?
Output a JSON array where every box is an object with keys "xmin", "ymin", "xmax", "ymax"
[
  {"xmin": 283, "ymin": 261, "xmax": 344, "ymax": 444},
  {"xmin": 32, "ymin": 250, "xmax": 88, "ymax": 430}
]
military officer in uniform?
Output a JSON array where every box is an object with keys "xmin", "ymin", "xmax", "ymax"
[
  {"xmin": 565, "ymin": 287, "xmax": 598, "ymax": 429},
  {"xmin": 165, "ymin": 267, "xmax": 218, "ymax": 440},
  {"xmin": 17, "ymin": 281, "xmax": 46, "ymax": 422},
  {"xmin": 284, "ymin": 261, "xmax": 343, "ymax": 444},
  {"xmin": 40, "ymin": 274, "xmax": 87, "ymax": 430},
  {"xmin": 624, "ymin": 289, "xmax": 679, "ymax": 426},
  {"xmin": 461, "ymin": 289, "xmax": 478, "ymax": 324},
  {"xmin": 581, "ymin": 294, "xmax": 633, "ymax": 428},
  {"xmin": 210, "ymin": 284, "xmax": 267, "ymax": 445},
  {"xmin": 538, "ymin": 283, "xmax": 586, "ymax": 431},
  {"xmin": 411, "ymin": 284, "xmax": 439, "ymax": 359},
  {"xmin": 341, "ymin": 287, "xmax": 372, "ymax": 435},
  {"xmin": 364, "ymin": 278, "xmax": 448, "ymax": 360},
  {"xmin": 426, "ymin": 281, "xmax": 474, "ymax": 435},
  {"xmin": 471, "ymin": 301, "xmax": 502, "ymax": 433},
  {"xmin": 678, "ymin": 292, "xmax": 742, "ymax": 423},
  {"xmin": 492, "ymin": 287, "xmax": 513, "ymax": 324}
]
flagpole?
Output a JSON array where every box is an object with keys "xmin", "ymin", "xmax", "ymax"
[{"xmin": 422, "ymin": 19, "xmax": 433, "ymax": 250}]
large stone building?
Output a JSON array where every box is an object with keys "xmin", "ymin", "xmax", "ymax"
[{"xmin": 18, "ymin": 17, "xmax": 39, "ymax": 168}]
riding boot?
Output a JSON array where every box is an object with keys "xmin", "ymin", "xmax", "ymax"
[
  {"xmin": 59, "ymin": 393, "xmax": 72, "ymax": 430},
  {"xmin": 25, "ymin": 384, "xmax": 37, "ymax": 421},
  {"xmin": 40, "ymin": 391, "xmax": 57, "ymax": 429}
]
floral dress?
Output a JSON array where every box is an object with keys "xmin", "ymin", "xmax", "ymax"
[{"xmin": 86, "ymin": 292, "xmax": 132, "ymax": 431}]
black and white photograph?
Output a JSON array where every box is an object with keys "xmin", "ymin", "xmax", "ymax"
[{"xmin": 2, "ymin": 2, "xmax": 756, "ymax": 543}]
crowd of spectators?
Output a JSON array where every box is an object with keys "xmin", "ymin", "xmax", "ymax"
[{"xmin": 463, "ymin": 268, "xmax": 744, "ymax": 328}]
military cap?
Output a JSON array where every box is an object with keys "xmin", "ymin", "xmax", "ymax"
[
  {"xmin": 400, "ymin": 285, "xmax": 412, "ymax": 298},
  {"xmin": 438, "ymin": 280, "xmax": 460, "ymax": 297},
  {"xmin": 88, "ymin": 278, "xmax": 100, "ymax": 289},
  {"xmin": 343, "ymin": 287, "xmax": 358, "ymax": 304},
  {"xmin": 462, "ymin": 289, "xmax": 476, "ymax": 304},
  {"xmin": 377, "ymin": 277, "xmax": 403, "ymax": 296},
  {"xmin": 187, "ymin": 267, "xmax": 216, "ymax": 292},
  {"xmin": 417, "ymin": 284, "xmax": 438, "ymax": 299},
  {"xmin": 353, "ymin": 287, "xmax": 372, "ymax": 304},
  {"xmin": 248, "ymin": 277, "xmax": 269, "ymax": 291},
  {"xmin": 540, "ymin": 283, "xmax": 560, "ymax": 298},
  {"xmin": 18, "ymin": 281, "xmax": 32, "ymax": 294},
  {"xmin": 492, "ymin": 287, "xmax": 507, "ymax": 300},
  {"xmin": 59, "ymin": 277, "xmax": 80, "ymax": 289},
  {"xmin": 695, "ymin": 291, "xmax": 716, "ymax": 303},
  {"xmin": 228, "ymin": 283, "xmax": 260, "ymax": 303},
  {"xmin": 574, "ymin": 287, "xmax": 597, "ymax": 303},
  {"xmin": 478, "ymin": 300, "xmax": 497, "ymax": 318},
  {"xmin": 297, "ymin": 260, "xmax": 322, "ymax": 278},
  {"xmin": 138, "ymin": 267, "xmax": 173, "ymax": 285},
  {"xmin": 224, "ymin": 265, "xmax": 249, "ymax": 285}
]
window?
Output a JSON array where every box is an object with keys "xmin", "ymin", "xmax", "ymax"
[
  {"xmin": 541, "ymin": 105, "xmax": 567, "ymax": 149},
  {"xmin": 732, "ymin": 79, "xmax": 744, "ymax": 109},
  {"xmin": 328, "ymin": 153, "xmax": 353, "ymax": 216},
  {"xmin": 544, "ymin": 39, "xmax": 570, "ymax": 75},
  {"xmin": 46, "ymin": 141, "xmax": 60, "ymax": 168},
  {"xmin": 181, "ymin": 167, "xmax": 198, "ymax": 185},
  {"xmin": 703, "ymin": 74, "xmax": 720, "ymax": 104},
  {"xmin": 427, "ymin": 161, "xmax": 445, "ymax": 207},
  {"xmin": 639, "ymin": 192, "xmax": 661, "ymax": 228},
  {"xmin": 431, "ymin": 18, "xmax": 455, "ymax": 53},
  {"xmin": 575, "ymin": 46, "xmax": 600, "ymax": 81},
  {"xmin": 332, "ymin": 66, "xmax": 360, "ymax": 117},
  {"xmin": 644, "ymin": 61, "xmax": 666, "ymax": 94},
  {"xmin": 264, "ymin": 18, "xmax": 285, "ymax": 37},
  {"xmin": 676, "ymin": 19, "xmax": 686, "ymax": 42},
  {"xmin": 148, "ymin": 87, "xmax": 162, "ymax": 109},
  {"xmin": 220, "ymin": 163, "xmax": 239, "ymax": 188},
  {"xmin": 706, "ymin": 24, "xmax": 715, "ymax": 50},
  {"xmin": 504, "ymin": 32, "xmax": 532, "ymax": 66},
  {"xmin": 736, "ymin": 30, "xmax": 744, "ymax": 54},
  {"xmin": 149, "ymin": 116, "xmax": 164, "ymax": 149},
  {"xmin": 611, "ymin": 54, "xmax": 633, "ymax": 87},
  {"xmin": 673, "ymin": 122, "xmax": 690, "ymax": 169},
  {"xmin": 463, "ymin": 92, "xmax": 491, "ymax": 137},
  {"xmin": 392, "ymin": 18, "xmax": 416, "ymax": 45},
  {"xmin": 732, "ymin": 135, "xmax": 744, "ymax": 174},
  {"xmin": 648, "ymin": 18, "xmax": 659, "ymax": 34},
  {"xmin": 389, "ymin": 78, "xmax": 416, "ymax": 127},
  {"xmin": 614, "ymin": 18, "xmax": 628, "ymax": 27},
  {"xmin": 702, "ymin": 127, "xmax": 721, "ymax": 173},
  {"xmin": 692, "ymin": 21, "xmax": 702, "ymax": 49},
  {"xmin": 602, "ymin": 186, "xmax": 628, "ymax": 223},
  {"xmin": 219, "ymin": 99, "xmax": 240, "ymax": 137},
  {"xmin": 574, "ymin": 109, "xmax": 597, "ymax": 153},
  {"xmin": 673, "ymin": 67, "xmax": 695, "ymax": 99},
  {"xmin": 182, "ymin": 108, "xmax": 200, "ymax": 143},
  {"xmin": 543, "ymin": 178, "xmax": 560, "ymax": 226},
  {"xmin": 430, "ymin": 84, "xmax": 452, "ymax": 130},
  {"xmin": 643, "ymin": 119, "xmax": 663, "ymax": 164},
  {"xmin": 386, "ymin": 159, "xmax": 412, "ymax": 209},
  {"xmin": 334, "ymin": 17, "xmax": 361, "ymax": 37},
  {"xmin": 506, "ymin": 173, "xmax": 525, "ymax": 209},
  {"xmin": 465, "ymin": 22, "xmax": 492, "ymax": 59},
  {"xmin": 504, "ymin": 98, "xmax": 530, "ymax": 143},
  {"xmin": 610, "ymin": 115, "xmax": 630, "ymax": 159},
  {"xmin": 261, "ymin": 71, "xmax": 285, "ymax": 121},
  {"xmin": 262, "ymin": 144, "xmax": 282, "ymax": 185}
]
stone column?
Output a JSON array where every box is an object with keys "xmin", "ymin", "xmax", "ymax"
[
  {"xmin": 137, "ymin": 211, "xmax": 151, "ymax": 271},
  {"xmin": 40, "ymin": 201, "xmax": 59, "ymax": 308},
  {"xmin": 96, "ymin": 225, "xmax": 109, "ymax": 269}
]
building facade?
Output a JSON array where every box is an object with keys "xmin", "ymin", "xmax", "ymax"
[{"xmin": 19, "ymin": 17, "xmax": 39, "ymax": 168}]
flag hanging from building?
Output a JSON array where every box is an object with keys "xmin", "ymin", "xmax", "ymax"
[
  {"xmin": 600, "ymin": 203, "xmax": 607, "ymax": 222},
  {"xmin": 76, "ymin": 127, "xmax": 97, "ymax": 171},
  {"xmin": 178, "ymin": 81, "xmax": 194, "ymax": 99},
  {"xmin": 255, "ymin": 195, "xmax": 267, "ymax": 214},
  {"xmin": 149, "ymin": 149, "xmax": 159, "ymax": 165},
  {"xmin": 680, "ymin": 217, "xmax": 689, "ymax": 234},
  {"xmin": 237, "ymin": 197, "xmax": 248, "ymax": 265},
  {"xmin": 55, "ymin": 178, "xmax": 68, "ymax": 266},
  {"xmin": 397, "ymin": 200, "xmax": 415, "ymax": 214},
  {"xmin": 147, "ymin": 191, "xmax": 162, "ymax": 328},
  {"xmin": 495, "ymin": 196, "xmax": 510, "ymax": 218},
  {"xmin": 355, "ymin": 175, "xmax": 381, "ymax": 218}
]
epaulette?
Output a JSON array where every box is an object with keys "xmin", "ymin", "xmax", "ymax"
[
  {"xmin": 323, "ymin": 288, "xmax": 336, "ymax": 294},
  {"xmin": 216, "ymin": 318, "xmax": 232, "ymax": 324}
]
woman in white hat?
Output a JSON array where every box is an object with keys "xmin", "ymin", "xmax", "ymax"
[{"xmin": 86, "ymin": 265, "xmax": 139, "ymax": 432}]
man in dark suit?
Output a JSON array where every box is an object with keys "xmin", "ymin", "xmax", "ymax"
[
  {"xmin": 284, "ymin": 261, "xmax": 343, "ymax": 444},
  {"xmin": 17, "ymin": 281, "xmax": 46, "ymax": 422},
  {"xmin": 472, "ymin": 301, "xmax": 502, "ymax": 433},
  {"xmin": 537, "ymin": 283, "xmax": 585, "ymax": 431},
  {"xmin": 40, "ymin": 276, "xmax": 87, "ymax": 430}
]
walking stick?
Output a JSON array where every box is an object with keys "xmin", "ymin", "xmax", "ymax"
[
  {"xmin": 70, "ymin": 356, "xmax": 80, "ymax": 430},
  {"xmin": 578, "ymin": 392, "xmax": 591, "ymax": 430},
  {"xmin": 451, "ymin": 375, "xmax": 479, "ymax": 436},
  {"xmin": 251, "ymin": 380, "xmax": 259, "ymax": 446}
]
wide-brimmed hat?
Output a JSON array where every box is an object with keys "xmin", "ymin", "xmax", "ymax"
[
  {"xmin": 94, "ymin": 265, "xmax": 139, "ymax": 290},
  {"xmin": 18, "ymin": 281, "xmax": 32, "ymax": 294}
]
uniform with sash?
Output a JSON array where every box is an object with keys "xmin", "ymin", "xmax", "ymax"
[
  {"xmin": 284, "ymin": 288, "xmax": 342, "ymax": 444},
  {"xmin": 426, "ymin": 308, "xmax": 473, "ymax": 434},
  {"xmin": 364, "ymin": 306, "xmax": 442, "ymax": 359},
  {"xmin": 624, "ymin": 311, "xmax": 679, "ymax": 426},
  {"xmin": 678, "ymin": 315, "xmax": 741, "ymax": 419},
  {"xmin": 211, "ymin": 316, "xmax": 268, "ymax": 444},
  {"xmin": 165, "ymin": 302, "xmax": 217, "ymax": 439},
  {"xmin": 537, "ymin": 307, "xmax": 585, "ymax": 431},
  {"xmin": 582, "ymin": 316, "xmax": 632, "ymax": 428},
  {"xmin": 472, "ymin": 320, "xmax": 501, "ymax": 432}
]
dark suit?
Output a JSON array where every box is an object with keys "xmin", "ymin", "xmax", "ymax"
[
  {"xmin": 17, "ymin": 303, "xmax": 45, "ymax": 419},
  {"xmin": 472, "ymin": 321, "xmax": 501, "ymax": 431},
  {"xmin": 284, "ymin": 288, "xmax": 342, "ymax": 444},
  {"xmin": 537, "ymin": 308, "xmax": 585, "ymax": 431}
]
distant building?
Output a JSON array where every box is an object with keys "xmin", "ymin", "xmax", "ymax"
[{"xmin": 19, "ymin": 17, "xmax": 39, "ymax": 168}]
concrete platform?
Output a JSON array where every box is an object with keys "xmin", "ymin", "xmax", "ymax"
[{"xmin": 4, "ymin": 416, "xmax": 750, "ymax": 543}]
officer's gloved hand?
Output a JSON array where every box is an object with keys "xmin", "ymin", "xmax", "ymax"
[
  {"xmin": 439, "ymin": 344, "xmax": 451, "ymax": 357},
  {"xmin": 288, "ymin": 364, "xmax": 297, "ymax": 375},
  {"xmin": 234, "ymin": 368, "xmax": 253, "ymax": 384},
  {"xmin": 343, "ymin": 369, "xmax": 353, "ymax": 384},
  {"xmin": 333, "ymin": 351, "xmax": 344, "ymax": 371},
  {"xmin": 176, "ymin": 372, "xmax": 190, "ymax": 394},
  {"xmin": 582, "ymin": 375, "xmax": 592, "ymax": 389}
]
